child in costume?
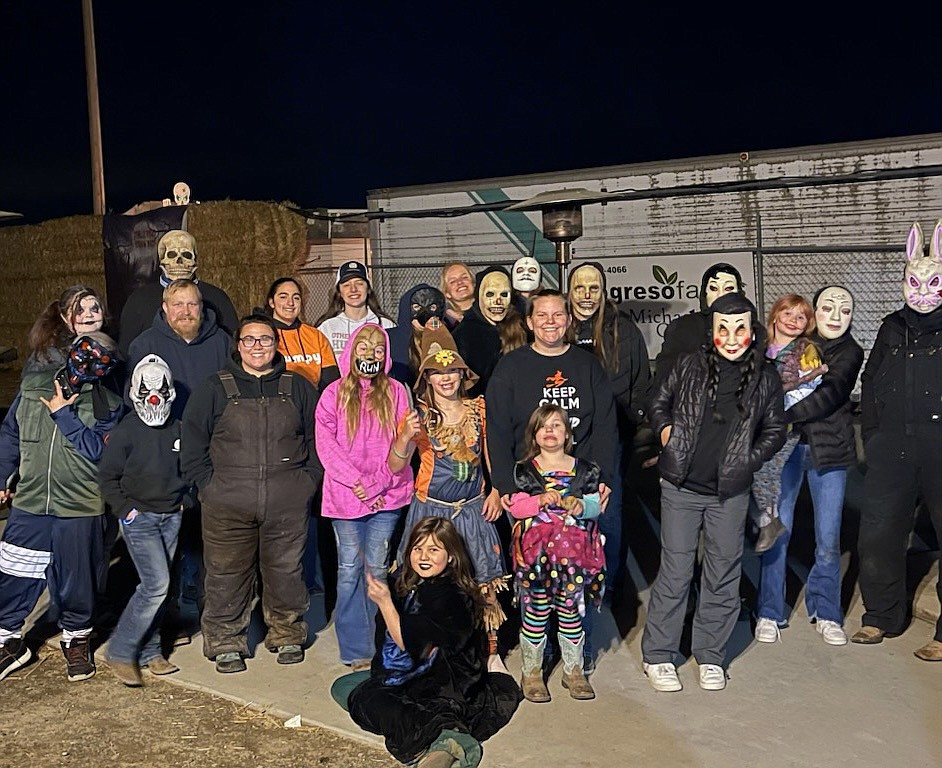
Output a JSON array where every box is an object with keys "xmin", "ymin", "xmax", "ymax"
[
  {"xmin": 99, "ymin": 354, "xmax": 191, "ymax": 685},
  {"xmin": 751, "ymin": 294, "xmax": 827, "ymax": 552},
  {"xmin": 335, "ymin": 517, "xmax": 521, "ymax": 768},
  {"xmin": 504, "ymin": 404, "xmax": 604, "ymax": 703},
  {"xmin": 389, "ymin": 321, "xmax": 508, "ymax": 662},
  {"xmin": 315, "ymin": 322, "xmax": 414, "ymax": 669}
]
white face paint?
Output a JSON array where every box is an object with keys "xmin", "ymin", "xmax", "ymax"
[
  {"xmin": 712, "ymin": 311, "xmax": 753, "ymax": 361},
  {"xmin": 569, "ymin": 265, "xmax": 604, "ymax": 321},
  {"xmin": 815, "ymin": 287, "xmax": 854, "ymax": 340},
  {"xmin": 479, "ymin": 272, "xmax": 511, "ymax": 324},
  {"xmin": 704, "ymin": 271, "xmax": 739, "ymax": 307},
  {"xmin": 512, "ymin": 257, "xmax": 541, "ymax": 293}
]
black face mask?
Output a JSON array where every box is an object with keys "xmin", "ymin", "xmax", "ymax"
[{"xmin": 410, "ymin": 287, "xmax": 446, "ymax": 326}]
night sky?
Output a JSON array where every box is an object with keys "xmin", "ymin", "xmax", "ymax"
[{"xmin": 3, "ymin": 4, "xmax": 940, "ymax": 224}]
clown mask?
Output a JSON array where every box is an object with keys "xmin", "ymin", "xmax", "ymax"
[
  {"xmin": 352, "ymin": 326, "xmax": 386, "ymax": 379},
  {"xmin": 704, "ymin": 271, "xmax": 740, "ymax": 307},
  {"xmin": 512, "ymin": 256, "xmax": 541, "ymax": 293},
  {"xmin": 570, "ymin": 264, "xmax": 604, "ymax": 321},
  {"xmin": 479, "ymin": 271, "xmax": 511, "ymax": 324},
  {"xmin": 815, "ymin": 287, "xmax": 854, "ymax": 340},
  {"xmin": 712, "ymin": 311, "xmax": 753, "ymax": 361},
  {"xmin": 410, "ymin": 286, "xmax": 445, "ymax": 327},
  {"xmin": 158, "ymin": 230, "xmax": 198, "ymax": 282},
  {"xmin": 903, "ymin": 221, "xmax": 942, "ymax": 314},
  {"xmin": 130, "ymin": 355, "xmax": 175, "ymax": 427}
]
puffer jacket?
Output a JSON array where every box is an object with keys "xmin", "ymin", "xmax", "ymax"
[
  {"xmin": 649, "ymin": 349, "xmax": 786, "ymax": 499},
  {"xmin": 786, "ymin": 331, "xmax": 864, "ymax": 470}
]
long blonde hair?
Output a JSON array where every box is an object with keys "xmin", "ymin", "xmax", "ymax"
[{"xmin": 337, "ymin": 369, "xmax": 397, "ymax": 443}]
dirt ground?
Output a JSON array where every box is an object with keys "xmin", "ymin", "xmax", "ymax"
[{"xmin": 0, "ymin": 641, "xmax": 398, "ymax": 768}]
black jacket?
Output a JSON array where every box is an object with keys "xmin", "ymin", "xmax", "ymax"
[
  {"xmin": 649, "ymin": 349, "xmax": 786, "ymax": 499},
  {"xmin": 861, "ymin": 306, "xmax": 942, "ymax": 444},
  {"xmin": 786, "ymin": 331, "xmax": 864, "ymax": 470}
]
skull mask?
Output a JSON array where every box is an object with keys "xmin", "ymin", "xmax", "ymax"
[
  {"xmin": 130, "ymin": 354, "xmax": 175, "ymax": 427},
  {"xmin": 903, "ymin": 221, "xmax": 942, "ymax": 314},
  {"xmin": 173, "ymin": 181, "xmax": 191, "ymax": 206},
  {"xmin": 157, "ymin": 230, "xmax": 198, "ymax": 282},
  {"xmin": 479, "ymin": 271, "xmax": 511, "ymax": 324},
  {"xmin": 351, "ymin": 325, "xmax": 386, "ymax": 379},
  {"xmin": 570, "ymin": 264, "xmax": 604, "ymax": 321}
]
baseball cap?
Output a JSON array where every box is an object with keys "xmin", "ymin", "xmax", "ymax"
[{"xmin": 337, "ymin": 261, "xmax": 369, "ymax": 285}]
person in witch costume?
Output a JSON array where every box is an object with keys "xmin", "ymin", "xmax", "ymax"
[
  {"xmin": 389, "ymin": 321, "xmax": 509, "ymax": 665},
  {"xmin": 641, "ymin": 293, "xmax": 785, "ymax": 693},
  {"xmin": 853, "ymin": 220, "xmax": 942, "ymax": 662},
  {"xmin": 453, "ymin": 266, "xmax": 527, "ymax": 397}
]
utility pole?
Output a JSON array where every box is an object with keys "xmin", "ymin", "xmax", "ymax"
[{"xmin": 82, "ymin": 0, "xmax": 105, "ymax": 215}]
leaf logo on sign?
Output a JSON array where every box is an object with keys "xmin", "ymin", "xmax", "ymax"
[{"xmin": 652, "ymin": 265, "xmax": 678, "ymax": 285}]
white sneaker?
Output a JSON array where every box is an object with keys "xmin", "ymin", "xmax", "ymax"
[
  {"xmin": 754, "ymin": 617, "xmax": 781, "ymax": 643},
  {"xmin": 643, "ymin": 661, "xmax": 682, "ymax": 692},
  {"xmin": 698, "ymin": 663, "xmax": 727, "ymax": 691},
  {"xmin": 816, "ymin": 620, "xmax": 848, "ymax": 646}
]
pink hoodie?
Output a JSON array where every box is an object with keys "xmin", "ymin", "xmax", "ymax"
[{"xmin": 315, "ymin": 323, "xmax": 414, "ymax": 519}]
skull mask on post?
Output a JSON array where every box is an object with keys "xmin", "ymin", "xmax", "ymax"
[
  {"xmin": 130, "ymin": 354, "xmax": 175, "ymax": 427},
  {"xmin": 157, "ymin": 230, "xmax": 198, "ymax": 282},
  {"xmin": 173, "ymin": 181, "xmax": 191, "ymax": 206},
  {"xmin": 903, "ymin": 220, "xmax": 942, "ymax": 314},
  {"xmin": 351, "ymin": 325, "xmax": 386, "ymax": 379}
]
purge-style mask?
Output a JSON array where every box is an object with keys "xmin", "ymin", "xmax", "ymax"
[
  {"xmin": 815, "ymin": 287, "xmax": 854, "ymax": 340},
  {"xmin": 570, "ymin": 264, "xmax": 604, "ymax": 321},
  {"xmin": 410, "ymin": 286, "xmax": 446, "ymax": 326},
  {"xmin": 352, "ymin": 325, "xmax": 386, "ymax": 379},
  {"xmin": 59, "ymin": 333, "xmax": 118, "ymax": 396},
  {"xmin": 704, "ymin": 271, "xmax": 740, "ymax": 307},
  {"xmin": 512, "ymin": 256, "xmax": 541, "ymax": 293},
  {"xmin": 158, "ymin": 230, "xmax": 198, "ymax": 282},
  {"xmin": 479, "ymin": 271, "xmax": 511, "ymax": 324},
  {"xmin": 903, "ymin": 221, "xmax": 942, "ymax": 314},
  {"xmin": 712, "ymin": 311, "xmax": 753, "ymax": 361},
  {"xmin": 130, "ymin": 355, "xmax": 175, "ymax": 427}
]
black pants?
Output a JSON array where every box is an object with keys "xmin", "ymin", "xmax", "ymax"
[{"xmin": 858, "ymin": 430, "xmax": 942, "ymax": 640}]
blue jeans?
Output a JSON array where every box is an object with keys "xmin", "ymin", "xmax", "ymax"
[
  {"xmin": 108, "ymin": 512, "xmax": 182, "ymax": 665},
  {"xmin": 331, "ymin": 510, "xmax": 400, "ymax": 664},
  {"xmin": 757, "ymin": 443, "xmax": 847, "ymax": 625}
]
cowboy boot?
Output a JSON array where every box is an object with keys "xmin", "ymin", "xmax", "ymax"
[
  {"xmin": 559, "ymin": 632, "xmax": 595, "ymax": 700},
  {"xmin": 518, "ymin": 634, "xmax": 550, "ymax": 703}
]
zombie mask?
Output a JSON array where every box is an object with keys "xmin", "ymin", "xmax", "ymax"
[
  {"xmin": 173, "ymin": 182, "xmax": 191, "ymax": 206},
  {"xmin": 712, "ymin": 311, "xmax": 753, "ymax": 361},
  {"xmin": 410, "ymin": 286, "xmax": 446, "ymax": 326},
  {"xmin": 130, "ymin": 355, "xmax": 175, "ymax": 427},
  {"xmin": 570, "ymin": 264, "xmax": 604, "ymax": 321},
  {"xmin": 704, "ymin": 271, "xmax": 740, "ymax": 307},
  {"xmin": 352, "ymin": 325, "xmax": 386, "ymax": 379},
  {"xmin": 512, "ymin": 256, "xmax": 541, "ymax": 293},
  {"xmin": 815, "ymin": 287, "xmax": 854, "ymax": 340},
  {"xmin": 903, "ymin": 221, "xmax": 942, "ymax": 314},
  {"xmin": 479, "ymin": 271, "xmax": 511, "ymax": 324},
  {"xmin": 59, "ymin": 332, "xmax": 118, "ymax": 395},
  {"xmin": 157, "ymin": 230, "xmax": 198, "ymax": 282}
]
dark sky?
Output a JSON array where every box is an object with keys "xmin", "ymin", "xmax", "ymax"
[{"xmin": 3, "ymin": 4, "xmax": 940, "ymax": 224}]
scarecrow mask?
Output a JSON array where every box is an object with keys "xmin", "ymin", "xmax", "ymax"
[
  {"xmin": 704, "ymin": 271, "xmax": 740, "ymax": 307},
  {"xmin": 479, "ymin": 271, "xmax": 511, "ymax": 324},
  {"xmin": 352, "ymin": 326, "xmax": 386, "ymax": 379},
  {"xmin": 903, "ymin": 221, "xmax": 942, "ymax": 314},
  {"xmin": 410, "ymin": 286, "xmax": 446, "ymax": 327},
  {"xmin": 157, "ymin": 230, "xmax": 198, "ymax": 282},
  {"xmin": 712, "ymin": 311, "xmax": 753, "ymax": 361},
  {"xmin": 512, "ymin": 256, "xmax": 541, "ymax": 293},
  {"xmin": 815, "ymin": 287, "xmax": 854, "ymax": 340},
  {"xmin": 570, "ymin": 264, "xmax": 604, "ymax": 321},
  {"xmin": 129, "ymin": 355, "xmax": 175, "ymax": 427}
]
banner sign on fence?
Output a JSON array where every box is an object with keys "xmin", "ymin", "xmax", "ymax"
[{"xmin": 572, "ymin": 252, "xmax": 756, "ymax": 358}]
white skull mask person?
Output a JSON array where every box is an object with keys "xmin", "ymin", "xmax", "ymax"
[
  {"xmin": 479, "ymin": 270, "xmax": 511, "ymax": 324},
  {"xmin": 512, "ymin": 256, "xmax": 541, "ymax": 293},
  {"xmin": 569, "ymin": 264, "xmax": 604, "ymax": 321},
  {"xmin": 903, "ymin": 220, "xmax": 942, "ymax": 314},
  {"xmin": 157, "ymin": 230, "xmax": 198, "ymax": 282},
  {"xmin": 130, "ymin": 354, "xmax": 176, "ymax": 427}
]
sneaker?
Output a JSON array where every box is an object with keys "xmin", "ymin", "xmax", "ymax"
[
  {"xmin": 643, "ymin": 661, "xmax": 682, "ymax": 692},
  {"xmin": 61, "ymin": 638, "xmax": 96, "ymax": 681},
  {"xmin": 0, "ymin": 638, "xmax": 32, "ymax": 681},
  {"xmin": 215, "ymin": 652, "xmax": 246, "ymax": 674},
  {"xmin": 698, "ymin": 663, "xmax": 727, "ymax": 691},
  {"xmin": 754, "ymin": 617, "xmax": 781, "ymax": 643},
  {"xmin": 277, "ymin": 645, "xmax": 304, "ymax": 665},
  {"xmin": 350, "ymin": 659, "xmax": 372, "ymax": 672},
  {"xmin": 816, "ymin": 620, "xmax": 848, "ymax": 646}
]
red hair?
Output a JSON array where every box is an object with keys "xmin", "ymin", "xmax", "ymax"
[{"xmin": 767, "ymin": 293, "xmax": 815, "ymax": 338}]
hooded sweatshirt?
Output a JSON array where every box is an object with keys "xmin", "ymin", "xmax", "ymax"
[
  {"xmin": 317, "ymin": 309, "xmax": 395, "ymax": 357},
  {"xmin": 273, "ymin": 316, "xmax": 339, "ymax": 390},
  {"xmin": 387, "ymin": 283, "xmax": 445, "ymax": 388},
  {"xmin": 315, "ymin": 323, "xmax": 414, "ymax": 519}
]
